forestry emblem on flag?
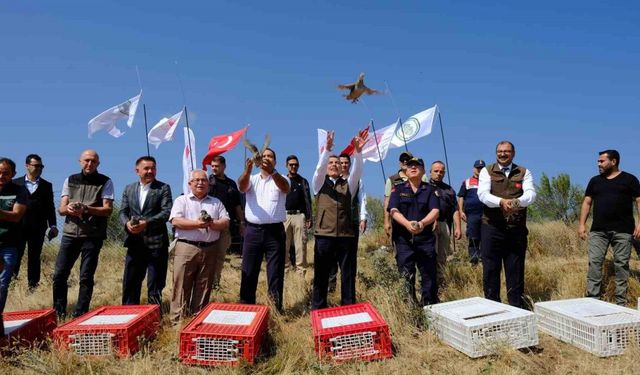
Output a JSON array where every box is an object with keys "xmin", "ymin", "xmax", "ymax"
[
  {"xmin": 395, "ymin": 117, "xmax": 420, "ymax": 142},
  {"xmin": 118, "ymin": 100, "xmax": 132, "ymax": 116}
]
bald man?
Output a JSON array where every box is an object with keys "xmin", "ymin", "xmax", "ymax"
[{"xmin": 53, "ymin": 150, "xmax": 114, "ymax": 319}]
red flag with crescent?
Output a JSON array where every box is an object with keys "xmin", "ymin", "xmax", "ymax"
[
  {"xmin": 340, "ymin": 124, "xmax": 370, "ymax": 156},
  {"xmin": 202, "ymin": 126, "xmax": 248, "ymax": 168}
]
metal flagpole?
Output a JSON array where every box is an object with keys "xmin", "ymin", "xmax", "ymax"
[
  {"xmin": 184, "ymin": 106, "xmax": 195, "ymax": 170},
  {"xmin": 437, "ymin": 107, "xmax": 456, "ymax": 253},
  {"xmin": 369, "ymin": 119, "xmax": 387, "ymax": 184},
  {"xmin": 143, "ymin": 104, "xmax": 150, "ymax": 156},
  {"xmin": 384, "ymin": 81, "xmax": 409, "ymax": 152}
]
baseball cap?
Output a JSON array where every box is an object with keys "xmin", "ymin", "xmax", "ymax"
[
  {"xmin": 399, "ymin": 152, "xmax": 413, "ymax": 163},
  {"xmin": 473, "ymin": 159, "xmax": 486, "ymax": 168},
  {"xmin": 406, "ymin": 157, "xmax": 424, "ymax": 167}
]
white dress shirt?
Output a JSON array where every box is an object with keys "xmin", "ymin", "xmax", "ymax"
[
  {"xmin": 24, "ymin": 176, "xmax": 40, "ymax": 194},
  {"xmin": 139, "ymin": 182, "xmax": 151, "ymax": 211},
  {"xmin": 312, "ymin": 150, "xmax": 363, "ymax": 197},
  {"xmin": 169, "ymin": 193, "xmax": 230, "ymax": 242},
  {"xmin": 244, "ymin": 173, "xmax": 289, "ymax": 224},
  {"xmin": 478, "ymin": 163, "xmax": 536, "ymax": 208}
]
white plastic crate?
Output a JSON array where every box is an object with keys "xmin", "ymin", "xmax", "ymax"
[
  {"xmin": 534, "ymin": 298, "xmax": 640, "ymax": 357},
  {"xmin": 424, "ymin": 297, "xmax": 538, "ymax": 358}
]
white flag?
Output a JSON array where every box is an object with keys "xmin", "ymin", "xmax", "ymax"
[
  {"xmin": 362, "ymin": 119, "xmax": 399, "ymax": 162},
  {"xmin": 317, "ymin": 128, "xmax": 328, "ymax": 157},
  {"xmin": 182, "ymin": 127, "xmax": 197, "ymax": 196},
  {"xmin": 88, "ymin": 91, "xmax": 141, "ymax": 138},
  {"xmin": 147, "ymin": 108, "xmax": 184, "ymax": 149},
  {"xmin": 390, "ymin": 105, "xmax": 437, "ymax": 148}
]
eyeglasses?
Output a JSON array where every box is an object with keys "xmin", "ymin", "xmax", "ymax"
[
  {"xmin": 288, "ymin": 163, "xmax": 299, "ymax": 167},
  {"xmin": 190, "ymin": 178, "xmax": 208, "ymax": 183},
  {"xmin": 29, "ymin": 164, "xmax": 44, "ymax": 169}
]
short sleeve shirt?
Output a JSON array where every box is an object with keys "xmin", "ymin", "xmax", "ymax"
[
  {"xmin": 170, "ymin": 193, "xmax": 230, "ymax": 242},
  {"xmin": 0, "ymin": 182, "xmax": 28, "ymax": 246},
  {"xmin": 61, "ymin": 177, "xmax": 115, "ymax": 200},
  {"xmin": 244, "ymin": 174, "xmax": 289, "ymax": 224},
  {"xmin": 585, "ymin": 171, "xmax": 640, "ymax": 233},
  {"xmin": 388, "ymin": 181, "xmax": 439, "ymax": 244}
]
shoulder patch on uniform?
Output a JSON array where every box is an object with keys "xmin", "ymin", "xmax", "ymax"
[
  {"xmin": 435, "ymin": 190, "xmax": 440, "ymax": 197},
  {"xmin": 399, "ymin": 192, "xmax": 411, "ymax": 197}
]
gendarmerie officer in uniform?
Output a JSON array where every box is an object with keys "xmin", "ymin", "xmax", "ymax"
[
  {"xmin": 383, "ymin": 152, "xmax": 413, "ymax": 237},
  {"xmin": 456, "ymin": 159, "xmax": 486, "ymax": 264},
  {"xmin": 388, "ymin": 157, "xmax": 440, "ymax": 305},
  {"xmin": 478, "ymin": 141, "xmax": 536, "ymax": 308}
]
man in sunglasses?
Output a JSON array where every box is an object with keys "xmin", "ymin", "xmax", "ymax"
[
  {"xmin": 284, "ymin": 155, "xmax": 312, "ymax": 273},
  {"xmin": 12, "ymin": 154, "xmax": 57, "ymax": 291}
]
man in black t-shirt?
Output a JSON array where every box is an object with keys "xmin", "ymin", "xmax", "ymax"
[
  {"xmin": 0, "ymin": 157, "xmax": 28, "ymax": 335},
  {"xmin": 284, "ymin": 155, "xmax": 312, "ymax": 271},
  {"xmin": 208, "ymin": 155, "xmax": 244, "ymax": 287},
  {"xmin": 578, "ymin": 149, "xmax": 640, "ymax": 305}
]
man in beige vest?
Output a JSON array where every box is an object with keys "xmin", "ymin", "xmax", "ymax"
[
  {"xmin": 311, "ymin": 130, "xmax": 367, "ymax": 310},
  {"xmin": 478, "ymin": 141, "xmax": 536, "ymax": 308}
]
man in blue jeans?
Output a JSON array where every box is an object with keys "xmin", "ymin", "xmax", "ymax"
[
  {"xmin": 0, "ymin": 157, "xmax": 28, "ymax": 334},
  {"xmin": 53, "ymin": 150, "xmax": 114, "ymax": 318},
  {"xmin": 578, "ymin": 149, "xmax": 640, "ymax": 305}
]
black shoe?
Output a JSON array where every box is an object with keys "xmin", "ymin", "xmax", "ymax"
[{"xmin": 0, "ymin": 316, "xmax": 5, "ymax": 337}]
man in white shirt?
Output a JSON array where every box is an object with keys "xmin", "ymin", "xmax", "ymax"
[
  {"xmin": 169, "ymin": 170, "xmax": 229, "ymax": 323},
  {"xmin": 238, "ymin": 147, "xmax": 290, "ymax": 311},
  {"xmin": 311, "ymin": 131, "xmax": 366, "ymax": 309},
  {"xmin": 477, "ymin": 141, "xmax": 536, "ymax": 308}
]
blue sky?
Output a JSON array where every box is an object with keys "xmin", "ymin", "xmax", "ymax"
[{"xmin": 1, "ymin": 1, "xmax": 639, "ymax": 199}]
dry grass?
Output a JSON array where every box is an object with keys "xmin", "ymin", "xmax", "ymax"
[{"xmin": 2, "ymin": 221, "xmax": 640, "ymax": 374}]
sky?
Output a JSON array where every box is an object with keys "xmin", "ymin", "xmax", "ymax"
[{"xmin": 1, "ymin": 1, "xmax": 639, "ymax": 200}]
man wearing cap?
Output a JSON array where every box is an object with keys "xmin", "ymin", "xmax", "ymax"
[
  {"xmin": 429, "ymin": 161, "xmax": 460, "ymax": 282},
  {"xmin": 388, "ymin": 157, "xmax": 440, "ymax": 305},
  {"xmin": 455, "ymin": 160, "xmax": 486, "ymax": 264},
  {"xmin": 478, "ymin": 141, "xmax": 536, "ymax": 308},
  {"xmin": 384, "ymin": 152, "xmax": 413, "ymax": 237}
]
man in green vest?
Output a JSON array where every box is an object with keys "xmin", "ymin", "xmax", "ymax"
[
  {"xmin": 477, "ymin": 141, "xmax": 536, "ymax": 308},
  {"xmin": 311, "ymin": 130, "xmax": 367, "ymax": 309}
]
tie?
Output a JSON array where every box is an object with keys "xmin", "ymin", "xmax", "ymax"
[{"xmin": 501, "ymin": 167, "xmax": 509, "ymax": 175}]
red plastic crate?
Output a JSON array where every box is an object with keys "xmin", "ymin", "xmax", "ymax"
[
  {"xmin": 53, "ymin": 305, "xmax": 160, "ymax": 357},
  {"xmin": 0, "ymin": 308, "xmax": 57, "ymax": 349},
  {"xmin": 311, "ymin": 302, "xmax": 393, "ymax": 362},
  {"xmin": 179, "ymin": 303, "xmax": 269, "ymax": 366}
]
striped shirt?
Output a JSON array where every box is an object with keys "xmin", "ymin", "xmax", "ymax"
[{"xmin": 244, "ymin": 173, "xmax": 288, "ymax": 224}]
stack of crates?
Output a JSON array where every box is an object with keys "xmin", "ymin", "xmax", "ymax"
[
  {"xmin": 179, "ymin": 303, "xmax": 269, "ymax": 366},
  {"xmin": 311, "ymin": 302, "xmax": 393, "ymax": 362},
  {"xmin": 1, "ymin": 308, "xmax": 57, "ymax": 348},
  {"xmin": 424, "ymin": 297, "xmax": 538, "ymax": 358},
  {"xmin": 53, "ymin": 305, "xmax": 160, "ymax": 357},
  {"xmin": 535, "ymin": 298, "xmax": 640, "ymax": 357}
]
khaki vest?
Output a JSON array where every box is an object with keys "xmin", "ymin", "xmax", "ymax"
[
  {"xmin": 482, "ymin": 163, "xmax": 528, "ymax": 227},
  {"xmin": 314, "ymin": 176, "xmax": 354, "ymax": 237},
  {"xmin": 63, "ymin": 172, "xmax": 110, "ymax": 239}
]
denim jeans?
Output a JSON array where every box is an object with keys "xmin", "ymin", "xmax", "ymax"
[
  {"xmin": 0, "ymin": 246, "xmax": 18, "ymax": 314},
  {"xmin": 586, "ymin": 231, "xmax": 632, "ymax": 305},
  {"xmin": 52, "ymin": 236, "xmax": 103, "ymax": 317}
]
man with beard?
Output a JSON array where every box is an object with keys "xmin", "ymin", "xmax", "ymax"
[
  {"xmin": 119, "ymin": 156, "xmax": 173, "ymax": 306},
  {"xmin": 478, "ymin": 141, "xmax": 536, "ymax": 308},
  {"xmin": 578, "ymin": 150, "xmax": 640, "ymax": 305}
]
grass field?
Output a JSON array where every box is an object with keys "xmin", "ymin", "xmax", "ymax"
[{"xmin": 2, "ymin": 221, "xmax": 640, "ymax": 374}]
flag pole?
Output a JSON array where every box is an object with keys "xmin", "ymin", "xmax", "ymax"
[
  {"xmin": 384, "ymin": 81, "xmax": 409, "ymax": 152},
  {"xmin": 143, "ymin": 104, "xmax": 150, "ymax": 156},
  {"xmin": 184, "ymin": 106, "xmax": 195, "ymax": 170},
  {"xmin": 437, "ymin": 107, "xmax": 456, "ymax": 253},
  {"xmin": 369, "ymin": 119, "xmax": 387, "ymax": 184}
]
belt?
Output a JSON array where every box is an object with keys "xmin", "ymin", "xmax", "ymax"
[
  {"xmin": 286, "ymin": 210, "xmax": 302, "ymax": 214},
  {"xmin": 246, "ymin": 222, "xmax": 283, "ymax": 228},
  {"xmin": 177, "ymin": 239, "xmax": 216, "ymax": 247}
]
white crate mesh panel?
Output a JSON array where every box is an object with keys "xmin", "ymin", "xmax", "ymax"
[
  {"xmin": 425, "ymin": 297, "xmax": 538, "ymax": 358},
  {"xmin": 329, "ymin": 331, "xmax": 379, "ymax": 360},
  {"xmin": 192, "ymin": 337, "xmax": 239, "ymax": 362},
  {"xmin": 69, "ymin": 333, "xmax": 116, "ymax": 356},
  {"xmin": 4, "ymin": 319, "xmax": 32, "ymax": 335},
  {"xmin": 535, "ymin": 298, "xmax": 640, "ymax": 357}
]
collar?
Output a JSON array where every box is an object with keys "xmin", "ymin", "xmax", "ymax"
[
  {"xmin": 25, "ymin": 175, "xmax": 40, "ymax": 184},
  {"xmin": 497, "ymin": 163, "xmax": 513, "ymax": 171},
  {"xmin": 139, "ymin": 181, "xmax": 152, "ymax": 188},
  {"xmin": 187, "ymin": 192, "xmax": 210, "ymax": 201}
]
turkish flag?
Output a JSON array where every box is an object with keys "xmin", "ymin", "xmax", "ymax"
[
  {"xmin": 201, "ymin": 126, "xmax": 248, "ymax": 169},
  {"xmin": 340, "ymin": 124, "xmax": 370, "ymax": 156}
]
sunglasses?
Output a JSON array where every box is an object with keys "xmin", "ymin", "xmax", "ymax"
[
  {"xmin": 29, "ymin": 164, "xmax": 44, "ymax": 169},
  {"xmin": 288, "ymin": 163, "xmax": 299, "ymax": 167}
]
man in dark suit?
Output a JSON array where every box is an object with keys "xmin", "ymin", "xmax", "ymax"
[
  {"xmin": 119, "ymin": 156, "xmax": 172, "ymax": 306},
  {"xmin": 13, "ymin": 154, "xmax": 58, "ymax": 290}
]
